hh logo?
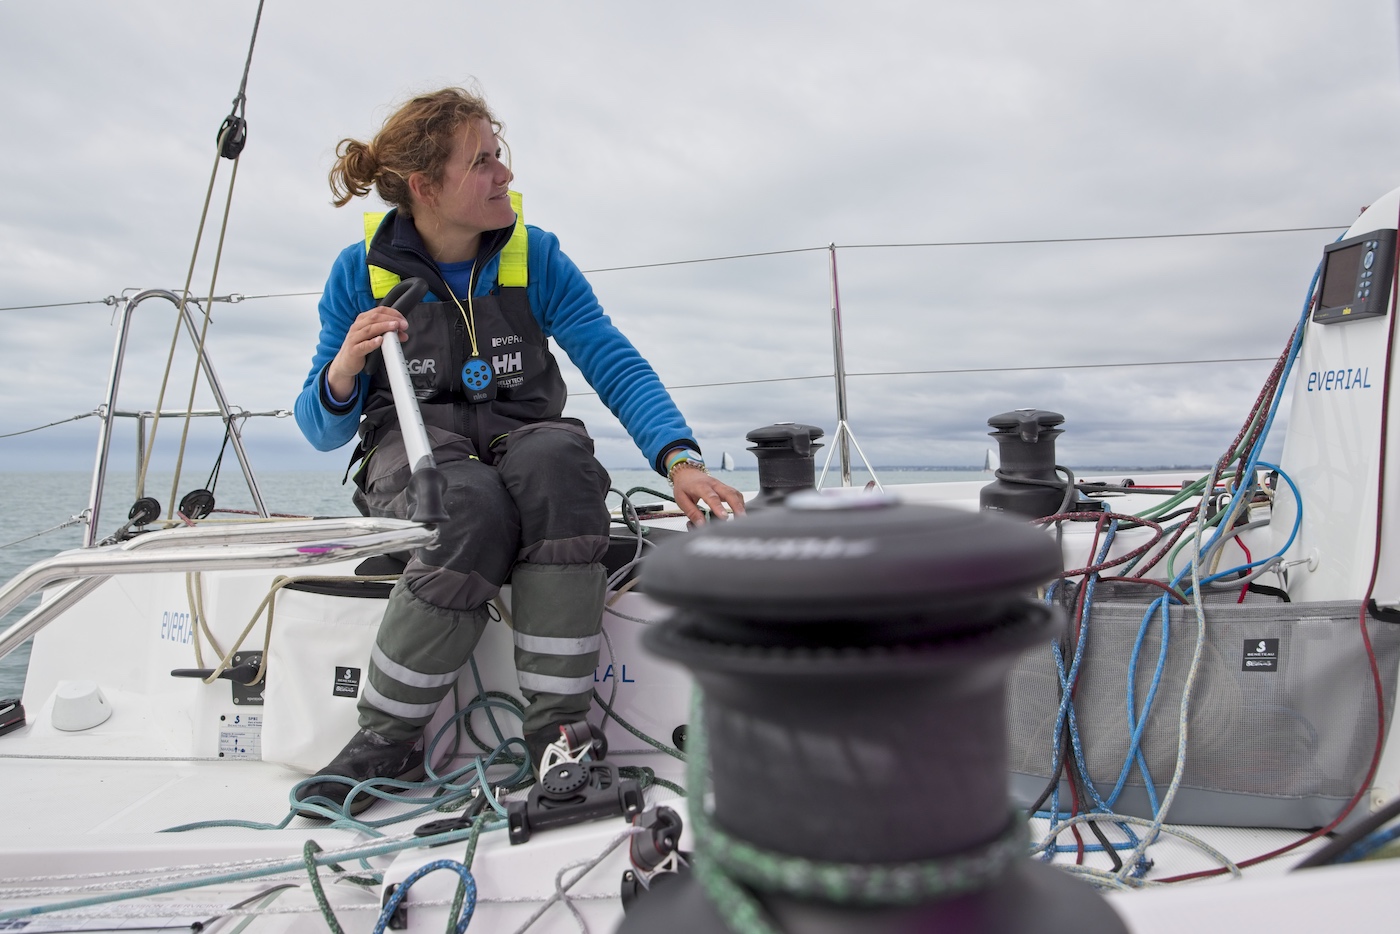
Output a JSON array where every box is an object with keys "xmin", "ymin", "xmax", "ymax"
[
  {"xmin": 492, "ymin": 352, "xmax": 523, "ymax": 375},
  {"xmin": 406, "ymin": 359, "xmax": 436, "ymax": 375}
]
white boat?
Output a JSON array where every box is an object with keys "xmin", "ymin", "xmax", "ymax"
[{"xmin": 6, "ymin": 8, "xmax": 1400, "ymax": 934}]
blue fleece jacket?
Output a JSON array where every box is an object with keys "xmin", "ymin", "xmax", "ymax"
[{"xmin": 294, "ymin": 225, "xmax": 696, "ymax": 474}]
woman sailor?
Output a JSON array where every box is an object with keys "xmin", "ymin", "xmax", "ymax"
[{"xmin": 293, "ymin": 87, "xmax": 745, "ymax": 813}]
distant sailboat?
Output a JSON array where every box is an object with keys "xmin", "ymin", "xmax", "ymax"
[
  {"xmin": 983, "ymin": 447, "xmax": 1000, "ymax": 472},
  {"xmin": 720, "ymin": 451, "xmax": 736, "ymax": 471}
]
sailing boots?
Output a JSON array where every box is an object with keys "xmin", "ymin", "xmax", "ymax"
[{"xmin": 294, "ymin": 729, "xmax": 426, "ymax": 817}]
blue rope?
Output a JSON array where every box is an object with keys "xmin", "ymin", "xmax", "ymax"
[
  {"xmin": 1058, "ymin": 255, "xmax": 1322, "ymax": 840},
  {"xmin": 1107, "ymin": 461, "xmax": 1303, "ymax": 816},
  {"xmin": 1332, "ymin": 823, "xmax": 1400, "ymax": 864},
  {"xmin": 373, "ymin": 859, "xmax": 478, "ymax": 934},
  {"xmin": 1046, "ymin": 523, "xmax": 1117, "ymax": 838},
  {"xmin": 1061, "ymin": 521, "xmax": 1118, "ymax": 813},
  {"xmin": 1113, "ymin": 595, "xmax": 1169, "ymax": 811}
]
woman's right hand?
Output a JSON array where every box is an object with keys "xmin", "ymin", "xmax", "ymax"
[{"xmin": 325, "ymin": 306, "xmax": 408, "ymax": 403}]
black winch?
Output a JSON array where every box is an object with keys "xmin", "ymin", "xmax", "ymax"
[
  {"xmin": 980, "ymin": 408, "xmax": 1073, "ymax": 519},
  {"xmin": 618, "ymin": 491, "xmax": 1126, "ymax": 933},
  {"xmin": 744, "ymin": 423, "xmax": 824, "ymax": 508}
]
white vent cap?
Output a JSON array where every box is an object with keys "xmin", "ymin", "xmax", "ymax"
[{"xmin": 51, "ymin": 680, "xmax": 113, "ymax": 732}]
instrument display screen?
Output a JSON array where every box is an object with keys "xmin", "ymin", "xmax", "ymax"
[
  {"xmin": 1313, "ymin": 228, "xmax": 1396, "ymax": 325},
  {"xmin": 1319, "ymin": 242, "xmax": 1365, "ymax": 309}
]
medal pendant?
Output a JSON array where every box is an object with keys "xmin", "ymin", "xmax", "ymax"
[{"xmin": 462, "ymin": 356, "xmax": 497, "ymax": 404}]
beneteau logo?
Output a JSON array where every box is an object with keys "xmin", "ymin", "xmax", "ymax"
[{"xmin": 686, "ymin": 536, "xmax": 876, "ymax": 560}]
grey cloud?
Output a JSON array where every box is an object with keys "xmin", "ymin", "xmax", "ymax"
[{"xmin": 1, "ymin": 0, "xmax": 1395, "ymax": 480}]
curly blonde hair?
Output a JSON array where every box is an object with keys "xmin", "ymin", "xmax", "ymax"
[{"xmin": 328, "ymin": 87, "xmax": 503, "ymax": 212}]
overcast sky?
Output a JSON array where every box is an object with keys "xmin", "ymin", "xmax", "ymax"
[{"xmin": 2, "ymin": 0, "xmax": 1399, "ymax": 482}]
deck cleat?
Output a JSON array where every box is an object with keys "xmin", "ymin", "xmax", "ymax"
[{"xmin": 507, "ymin": 756, "xmax": 642, "ymax": 845}]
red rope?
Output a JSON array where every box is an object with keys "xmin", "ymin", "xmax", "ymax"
[{"xmin": 1160, "ymin": 203, "xmax": 1400, "ymax": 882}]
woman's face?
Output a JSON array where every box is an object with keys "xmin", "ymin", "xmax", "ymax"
[{"xmin": 413, "ymin": 117, "xmax": 515, "ymax": 239}]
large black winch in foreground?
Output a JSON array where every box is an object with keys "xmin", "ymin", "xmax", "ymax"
[{"xmin": 619, "ymin": 492, "xmax": 1126, "ymax": 934}]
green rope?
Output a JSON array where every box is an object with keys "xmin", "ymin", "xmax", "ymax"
[
  {"xmin": 446, "ymin": 813, "xmax": 495, "ymax": 933},
  {"xmin": 625, "ymin": 485, "xmax": 676, "ymax": 505},
  {"xmin": 462, "ymin": 690, "xmax": 527, "ymax": 763},
  {"xmin": 593, "ymin": 689, "xmax": 686, "ymax": 761},
  {"xmin": 686, "ymin": 690, "xmax": 777, "ymax": 934},
  {"xmin": 618, "ymin": 764, "xmax": 686, "ymax": 798},
  {"xmin": 302, "ymin": 840, "xmax": 345, "ymax": 934},
  {"xmin": 684, "ymin": 690, "xmax": 1029, "ymax": 932}
]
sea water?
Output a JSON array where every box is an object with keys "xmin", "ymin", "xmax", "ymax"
[{"xmin": 0, "ymin": 466, "xmax": 984, "ymax": 697}]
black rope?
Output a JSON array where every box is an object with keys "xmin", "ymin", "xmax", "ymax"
[{"xmin": 204, "ymin": 419, "xmax": 236, "ymax": 493}]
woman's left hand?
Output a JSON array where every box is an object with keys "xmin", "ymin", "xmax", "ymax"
[{"xmin": 671, "ymin": 467, "xmax": 747, "ymax": 525}]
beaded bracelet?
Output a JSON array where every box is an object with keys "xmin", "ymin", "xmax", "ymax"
[{"xmin": 667, "ymin": 458, "xmax": 709, "ymax": 484}]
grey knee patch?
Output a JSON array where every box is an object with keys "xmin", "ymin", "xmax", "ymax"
[{"xmin": 510, "ymin": 563, "xmax": 606, "ymax": 638}]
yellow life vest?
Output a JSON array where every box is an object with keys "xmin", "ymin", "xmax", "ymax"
[{"xmin": 363, "ymin": 190, "xmax": 528, "ymax": 300}]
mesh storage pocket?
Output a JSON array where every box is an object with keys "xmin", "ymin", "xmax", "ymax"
[{"xmin": 1006, "ymin": 596, "xmax": 1400, "ymax": 829}]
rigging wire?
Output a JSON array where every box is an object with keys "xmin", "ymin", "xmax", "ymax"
[
  {"xmin": 0, "ymin": 222, "xmax": 1350, "ymax": 314},
  {"xmin": 569, "ymin": 355, "xmax": 1279, "ymax": 398},
  {"xmin": 578, "ymin": 224, "xmax": 1349, "ymax": 274},
  {"xmin": 165, "ymin": 0, "xmax": 267, "ymax": 519},
  {"xmin": 0, "ymin": 513, "xmax": 88, "ymax": 551}
]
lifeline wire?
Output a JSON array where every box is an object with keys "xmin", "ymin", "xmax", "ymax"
[
  {"xmin": 0, "ymin": 410, "xmax": 100, "ymax": 438},
  {"xmin": 5, "ymin": 225, "xmax": 1346, "ymax": 313},
  {"xmin": 0, "ymin": 513, "xmax": 88, "ymax": 551},
  {"xmin": 578, "ymin": 224, "xmax": 1349, "ymax": 274}
]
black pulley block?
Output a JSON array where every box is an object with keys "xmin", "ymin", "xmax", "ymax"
[
  {"xmin": 128, "ymin": 497, "xmax": 161, "ymax": 526},
  {"xmin": 179, "ymin": 489, "xmax": 216, "ymax": 520},
  {"xmin": 218, "ymin": 114, "xmax": 247, "ymax": 159}
]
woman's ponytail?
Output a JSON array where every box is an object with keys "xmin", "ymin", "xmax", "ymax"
[{"xmin": 326, "ymin": 88, "xmax": 500, "ymax": 212}]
